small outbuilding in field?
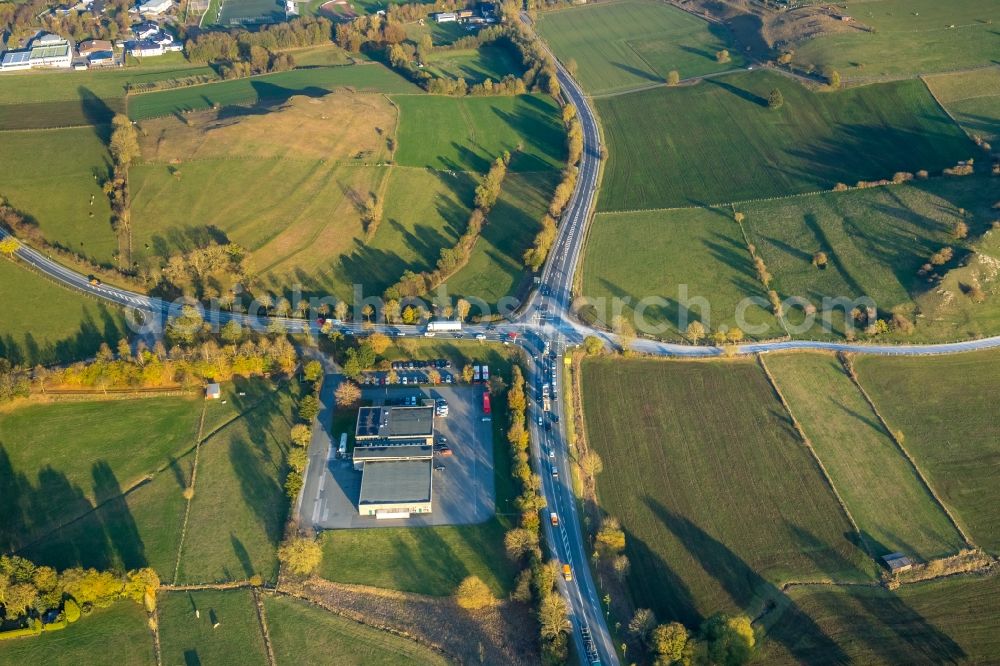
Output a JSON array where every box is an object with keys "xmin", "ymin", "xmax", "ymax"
[
  {"xmin": 205, "ymin": 383, "xmax": 221, "ymax": 400},
  {"xmin": 882, "ymin": 552, "xmax": 913, "ymax": 573}
]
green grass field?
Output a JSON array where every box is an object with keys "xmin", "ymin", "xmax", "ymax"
[
  {"xmin": 855, "ymin": 351, "xmax": 1000, "ymax": 554},
  {"xmin": 0, "ymin": 55, "xmax": 213, "ymax": 129},
  {"xmin": 741, "ymin": 176, "xmax": 1000, "ymax": 340},
  {"xmin": 21, "ymin": 450, "xmax": 192, "ymax": 575},
  {"xmin": 793, "ymin": 0, "xmax": 1000, "ymax": 83},
  {"xmin": 158, "ymin": 589, "xmax": 268, "ymax": 666},
  {"xmin": 757, "ymin": 574, "xmax": 1000, "ymax": 665},
  {"xmin": 264, "ymin": 594, "xmax": 449, "ymax": 665},
  {"xmin": 925, "ymin": 67, "xmax": 1000, "ymax": 143},
  {"xmin": 175, "ymin": 386, "xmax": 295, "ymax": 584},
  {"xmin": 127, "ymin": 64, "xmax": 419, "ymax": 120},
  {"xmin": 581, "ymin": 208, "xmax": 781, "ymax": 341},
  {"xmin": 0, "ymin": 127, "xmax": 117, "ymax": 265},
  {"xmin": 446, "ymin": 170, "xmax": 558, "ymax": 303},
  {"xmin": 766, "ymin": 353, "xmax": 963, "ymax": 560},
  {"xmin": 580, "ymin": 358, "xmax": 875, "ymax": 625},
  {"xmin": 319, "ymin": 519, "xmax": 516, "ymax": 597},
  {"xmin": 130, "ymin": 160, "xmax": 386, "ymax": 298},
  {"xmin": 0, "ymin": 396, "xmax": 201, "ymax": 552},
  {"xmin": 0, "ymin": 602, "xmax": 154, "ymax": 665},
  {"xmin": 391, "ymin": 94, "xmax": 566, "ymax": 173},
  {"xmin": 424, "ymin": 45, "xmax": 524, "ymax": 85},
  {"xmin": 595, "ymin": 72, "xmax": 974, "ymax": 211},
  {"xmin": 217, "ymin": 0, "xmax": 285, "ymax": 25},
  {"xmin": 538, "ymin": 0, "xmax": 743, "ymax": 95},
  {"xmin": 0, "ymin": 259, "xmax": 128, "ymax": 365}
]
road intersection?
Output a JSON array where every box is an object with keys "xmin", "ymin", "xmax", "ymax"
[{"xmin": 7, "ymin": 32, "xmax": 1000, "ymax": 666}]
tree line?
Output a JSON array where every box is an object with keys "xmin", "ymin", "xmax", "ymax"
[
  {"xmin": 0, "ymin": 554, "xmax": 158, "ymax": 641},
  {"xmin": 524, "ymin": 105, "xmax": 582, "ymax": 272},
  {"xmin": 182, "ymin": 16, "xmax": 332, "ymax": 78},
  {"xmin": 499, "ymin": 366, "xmax": 571, "ymax": 663},
  {"xmin": 384, "ymin": 152, "xmax": 511, "ymax": 300}
]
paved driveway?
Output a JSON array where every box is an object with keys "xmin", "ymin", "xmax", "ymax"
[{"xmin": 300, "ymin": 379, "xmax": 495, "ymax": 529}]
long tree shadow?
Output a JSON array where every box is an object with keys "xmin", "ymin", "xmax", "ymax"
[
  {"xmin": 645, "ymin": 498, "xmax": 850, "ymax": 663},
  {"xmin": 785, "ymin": 524, "xmax": 965, "ymax": 664}
]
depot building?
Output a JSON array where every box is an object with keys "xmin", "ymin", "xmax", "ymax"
[{"xmin": 354, "ymin": 406, "xmax": 435, "ymax": 518}]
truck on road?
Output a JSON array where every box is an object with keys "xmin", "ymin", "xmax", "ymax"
[
  {"xmin": 426, "ymin": 320, "xmax": 462, "ymax": 332},
  {"xmin": 542, "ymin": 395, "xmax": 551, "ymax": 412},
  {"xmin": 562, "ymin": 564, "xmax": 572, "ymax": 581},
  {"xmin": 550, "ymin": 512, "xmax": 559, "ymax": 526}
]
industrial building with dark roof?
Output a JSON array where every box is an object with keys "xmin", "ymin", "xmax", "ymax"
[{"xmin": 357, "ymin": 460, "xmax": 433, "ymax": 517}]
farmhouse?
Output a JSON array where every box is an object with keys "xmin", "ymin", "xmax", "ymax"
[
  {"xmin": 77, "ymin": 39, "xmax": 112, "ymax": 56},
  {"xmin": 882, "ymin": 553, "xmax": 913, "ymax": 573},
  {"xmin": 353, "ymin": 405, "xmax": 436, "ymax": 518}
]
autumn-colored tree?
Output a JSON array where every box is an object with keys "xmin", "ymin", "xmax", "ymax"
[
  {"xmin": 667, "ymin": 70, "xmax": 680, "ymax": 86},
  {"xmin": 291, "ymin": 424, "xmax": 312, "ymax": 447},
  {"xmin": 0, "ymin": 236, "xmax": 20, "ymax": 257},
  {"xmin": 278, "ymin": 536, "xmax": 322, "ymax": 575},
  {"xmin": 628, "ymin": 608, "xmax": 657, "ymax": 646},
  {"xmin": 335, "ymin": 381, "xmax": 361, "ymax": 408},
  {"xmin": 584, "ymin": 335, "xmax": 604, "ymax": 356},
  {"xmin": 455, "ymin": 575, "xmax": 494, "ymax": 609},
  {"xmin": 367, "ymin": 332, "xmax": 391, "ymax": 354},
  {"xmin": 685, "ymin": 321, "xmax": 706, "ymax": 344}
]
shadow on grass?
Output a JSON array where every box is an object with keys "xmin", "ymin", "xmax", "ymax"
[
  {"xmin": 0, "ymin": 302, "xmax": 127, "ymax": 367},
  {"xmin": 0, "ymin": 445, "xmax": 148, "ymax": 571}
]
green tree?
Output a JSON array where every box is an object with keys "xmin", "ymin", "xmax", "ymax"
[
  {"xmin": 652, "ymin": 622, "xmax": 689, "ymax": 663},
  {"xmin": 703, "ymin": 613, "xmax": 755, "ymax": 665},
  {"xmin": 291, "ymin": 423, "xmax": 312, "ymax": 447},
  {"xmin": 826, "ymin": 68, "xmax": 841, "ymax": 89},
  {"xmin": 584, "ymin": 335, "xmax": 603, "ymax": 356},
  {"xmin": 767, "ymin": 88, "xmax": 783, "ymax": 109},
  {"xmin": 278, "ymin": 536, "xmax": 323, "ymax": 576},
  {"xmin": 220, "ymin": 320, "xmax": 243, "ymax": 344},
  {"xmin": 303, "ymin": 359, "xmax": 323, "ymax": 382},
  {"xmin": 299, "ymin": 394, "xmax": 320, "ymax": 422}
]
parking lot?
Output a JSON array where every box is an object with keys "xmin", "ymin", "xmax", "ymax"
[{"xmin": 303, "ymin": 382, "xmax": 495, "ymax": 529}]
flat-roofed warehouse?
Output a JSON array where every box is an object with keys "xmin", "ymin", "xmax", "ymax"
[
  {"xmin": 358, "ymin": 460, "xmax": 433, "ymax": 518},
  {"xmin": 353, "ymin": 406, "xmax": 436, "ymax": 518},
  {"xmin": 355, "ymin": 405, "xmax": 434, "ymax": 444}
]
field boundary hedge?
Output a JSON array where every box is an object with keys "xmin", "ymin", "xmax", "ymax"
[
  {"xmin": 756, "ymin": 354, "xmax": 872, "ymax": 559},
  {"xmin": 843, "ymin": 354, "xmax": 976, "ymax": 551}
]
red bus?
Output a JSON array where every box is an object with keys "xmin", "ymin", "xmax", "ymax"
[{"xmin": 482, "ymin": 392, "xmax": 491, "ymax": 415}]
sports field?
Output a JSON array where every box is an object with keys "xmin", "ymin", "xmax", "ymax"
[
  {"xmin": 0, "ymin": 602, "xmax": 155, "ymax": 665},
  {"xmin": 175, "ymin": 386, "xmax": 296, "ymax": 583},
  {"xmin": 0, "ymin": 259, "xmax": 128, "ymax": 365},
  {"xmin": 127, "ymin": 63, "xmax": 419, "ymax": 120},
  {"xmin": 855, "ymin": 350, "xmax": 1000, "ymax": 554},
  {"xmin": 319, "ymin": 517, "xmax": 515, "ymax": 597},
  {"xmin": 0, "ymin": 127, "xmax": 117, "ymax": 265},
  {"xmin": 924, "ymin": 67, "xmax": 1000, "ymax": 143},
  {"xmin": 794, "ymin": 0, "xmax": 1000, "ymax": 83},
  {"xmin": 391, "ymin": 94, "xmax": 566, "ymax": 173},
  {"xmin": 581, "ymin": 207, "xmax": 781, "ymax": 341},
  {"xmin": 0, "ymin": 396, "xmax": 201, "ymax": 552},
  {"xmin": 264, "ymin": 595, "xmax": 449, "ymax": 665},
  {"xmin": 216, "ymin": 0, "xmax": 284, "ymax": 25},
  {"xmin": 446, "ymin": 170, "xmax": 559, "ymax": 303},
  {"xmin": 595, "ymin": 72, "xmax": 974, "ymax": 211},
  {"xmin": 757, "ymin": 574, "xmax": 1000, "ymax": 665},
  {"xmin": 538, "ymin": 0, "xmax": 743, "ymax": 95},
  {"xmin": 580, "ymin": 358, "xmax": 875, "ymax": 624},
  {"xmin": 741, "ymin": 176, "xmax": 1000, "ymax": 340},
  {"xmin": 158, "ymin": 589, "xmax": 269, "ymax": 666},
  {"xmin": 766, "ymin": 353, "xmax": 963, "ymax": 560}
]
